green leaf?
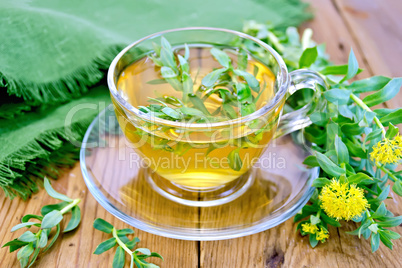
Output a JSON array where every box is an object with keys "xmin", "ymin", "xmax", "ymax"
[
  {"xmin": 18, "ymin": 231, "xmax": 37, "ymax": 243},
  {"xmin": 2, "ymin": 239, "xmax": 28, "ymax": 253},
  {"xmin": 188, "ymin": 94, "xmax": 210, "ymax": 115},
  {"xmin": 371, "ymin": 232, "xmax": 380, "ymax": 252},
  {"xmin": 117, "ymin": 229, "xmax": 135, "ymax": 235},
  {"xmin": 17, "ymin": 243, "xmax": 34, "ymax": 260},
  {"xmin": 117, "ymin": 235, "xmax": 130, "ymax": 244},
  {"xmin": 338, "ymin": 105, "xmax": 354, "ymax": 120},
  {"xmin": 392, "ymin": 180, "xmax": 402, "ymax": 196},
  {"xmin": 44, "ymin": 178, "xmax": 73, "ymax": 202},
  {"xmin": 321, "ymin": 213, "xmax": 341, "ymax": 227},
  {"xmin": 161, "ymin": 107, "xmax": 182, "ymax": 120},
  {"xmin": 379, "ymin": 108, "xmax": 402, "ymax": 125},
  {"xmin": 377, "ymin": 216, "xmax": 402, "ymax": 227},
  {"xmin": 201, "ymin": 69, "xmax": 226, "ymax": 87},
  {"xmin": 43, "ymin": 223, "xmax": 60, "ymax": 252},
  {"xmin": 151, "ymin": 41, "xmax": 161, "ymax": 56},
  {"xmin": 93, "ymin": 218, "xmax": 114, "ymax": 234},
  {"xmin": 146, "ymin": 79, "xmax": 167, "ymax": 85},
  {"xmin": 236, "ymin": 83, "xmax": 251, "ymax": 102},
  {"xmin": 341, "ymin": 123, "xmax": 365, "ymax": 136},
  {"xmin": 178, "ymin": 55, "xmax": 189, "ymax": 73},
  {"xmin": 315, "ymin": 152, "xmax": 345, "ymax": 178},
  {"xmin": 365, "ymin": 129, "xmax": 382, "ymax": 143},
  {"xmin": 334, "ymin": 135, "xmax": 349, "ymax": 164},
  {"xmin": 38, "ymin": 231, "xmax": 48, "ymax": 248},
  {"xmin": 381, "ymin": 229, "xmax": 401, "ymax": 240},
  {"xmin": 19, "ymin": 257, "xmax": 29, "ymax": 268},
  {"xmin": 347, "ymin": 76, "xmax": 391, "ymax": 93},
  {"xmin": 136, "ymin": 248, "xmax": 151, "ymax": 255},
  {"xmin": 160, "ymin": 47, "xmax": 177, "ymax": 71},
  {"xmin": 309, "ymin": 234, "xmax": 319, "ymax": 248},
  {"xmin": 41, "ymin": 210, "xmax": 63, "ymax": 229},
  {"xmin": 363, "ymin": 78, "xmax": 402, "ymax": 107},
  {"xmin": 179, "ymin": 107, "xmax": 205, "ymax": 117},
  {"xmin": 160, "ymin": 66, "xmax": 177, "ymax": 78},
  {"xmin": 310, "ymin": 215, "xmax": 321, "ymax": 225},
  {"xmin": 160, "ymin": 36, "xmax": 172, "ymax": 51},
  {"xmin": 368, "ymin": 223, "xmax": 378, "ymax": 234},
  {"xmin": 126, "ymin": 237, "xmax": 140, "ymax": 250},
  {"xmin": 27, "ymin": 247, "xmax": 40, "ymax": 268},
  {"xmin": 182, "ymin": 72, "xmax": 193, "ymax": 102},
  {"xmin": 344, "ymin": 138, "xmax": 367, "ymax": 158},
  {"xmin": 11, "ymin": 222, "xmax": 40, "ymax": 232},
  {"xmin": 379, "ymin": 231, "xmax": 394, "ymax": 250},
  {"xmin": 234, "ymin": 69, "xmax": 260, "ymax": 92},
  {"xmin": 299, "ymin": 47, "xmax": 318, "ymax": 68},
  {"xmin": 94, "ymin": 238, "xmax": 117, "ymax": 255},
  {"xmin": 184, "ymin": 43, "xmax": 190, "ymax": 60},
  {"xmin": 320, "ymin": 64, "xmax": 363, "ymax": 76},
  {"xmin": 227, "ymin": 148, "xmax": 242, "ymax": 171},
  {"xmin": 372, "ymin": 202, "xmax": 387, "ymax": 218},
  {"xmin": 312, "ymin": 177, "xmax": 331, "ymax": 188},
  {"xmin": 323, "ymin": 88, "xmax": 351, "ymax": 105},
  {"xmin": 302, "ymin": 155, "xmax": 319, "ymax": 167},
  {"xmin": 237, "ymin": 49, "xmax": 248, "ymax": 71},
  {"xmin": 210, "ymin": 47, "xmax": 231, "ymax": 68},
  {"xmin": 63, "ymin": 206, "xmax": 81, "ymax": 233},
  {"xmin": 150, "ymin": 252, "xmax": 164, "ymax": 260},
  {"xmin": 21, "ymin": 214, "xmax": 43, "ymax": 223},
  {"xmin": 377, "ymin": 185, "xmax": 390, "ymax": 201},
  {"xmin": 112, "ymin": 246, "xmax": 125, "ymax": 268},
  {"xmin": 341, "ymin": 48, "xmax": 359, "ymax": 82},
  {"xmin": 223, "ymin": 103, "xmax": 237, "ymax": 119},
  {"xmin": 385, "ymin": 123, "xmax": 399, "ymax": 140},
  {"xmin": 148, "ymin": 54, "xmax": 163, "ymax": 66},
  {"xmin": 347, "ymin": 173, "xmax": 374, "ymax": 185},
  {"xmin": 358, "ymin": 219, "xmax": 371, "ymax": 238},
  {"xmin": 41, "ymin": 202, "xmax": 69, "ymax": 216}
]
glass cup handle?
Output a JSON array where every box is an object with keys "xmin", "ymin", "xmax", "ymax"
[{"xmin": 274, "ymin": 69, "xmax": 327, "ymax": 139}]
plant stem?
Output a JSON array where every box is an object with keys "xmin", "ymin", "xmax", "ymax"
[
  {"xmin": 377, "ymin": 165, "xmax": 397, "ymax": 183},
  {"xmin": 112, "ymin": 228, "xmax": 144, "ymax": 267},
  {"xmin": 113, "ymin": 227, "xmax": 133, "ymax": 254},
  {"xmin": 350, "ymin": 93, "xmax": 386, "ymax": 136},
  {"xmin": 60, "ymin": 199, "xmax": 81, "ymax": 215}
]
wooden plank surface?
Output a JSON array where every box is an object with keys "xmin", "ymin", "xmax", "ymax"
[{"xmin": 1, "ymin": 0, "xmax": 401, "ymax": 267}]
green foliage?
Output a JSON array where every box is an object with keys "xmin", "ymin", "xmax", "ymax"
[
  {"xmin": 2, "ymin": 178, "xmax": 81, "ymax": 267},
  {"xmin": 241, "ymin": 21, "xmax": 402, "ymax": 252},
  {"xmin": 93, "ymin": 218, "xmax": 163, "ymax": 268}
]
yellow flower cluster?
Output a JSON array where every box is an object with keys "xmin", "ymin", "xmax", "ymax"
[
  {"xmin": 301, "ymin": 223, "xmax": 318, "ymax": 234},
  {"xmin": 319, "ymin": 179, "xmax": 369, "ymax": 221},
  {"xmin": 301, "ymin": 223, "xmax": 329, "ymax": 242},
  {"xmin": 316, "ymin": 228, "xmax": 329, "ymax": 242},
  {"xmin": 370, "ymin": 135, "xmax": 402, "ymax": 165}
]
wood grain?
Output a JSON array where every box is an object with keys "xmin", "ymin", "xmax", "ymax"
[{"xmin": 1, "ymin": 0, "xmax": 402, "ymax": 267}]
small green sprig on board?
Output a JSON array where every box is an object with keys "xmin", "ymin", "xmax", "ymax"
[
  {"xmin": 93, "ymin": 218, "xmax": 163, "ymax": 268},
  {"xmin": 243, "ymin": 20, "xmax": 402, "ymax": 252},
  {"xmin": 2, "ymin": 178, "xmax": 81, "ymax": 267}
]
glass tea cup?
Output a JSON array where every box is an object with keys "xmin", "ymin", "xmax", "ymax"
[{"xmin": 108, "ymin": 27, "xmax": 326, "ymax": 207}]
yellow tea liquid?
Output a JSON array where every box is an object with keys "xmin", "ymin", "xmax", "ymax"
[{"xmin": 114, "ymin": 46, "xmax": 282, "ymax": 189}]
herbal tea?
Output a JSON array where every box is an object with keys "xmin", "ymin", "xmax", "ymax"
[{"xmin": 113, "ymin": 39, "xmax": 283, "ymax": 189}]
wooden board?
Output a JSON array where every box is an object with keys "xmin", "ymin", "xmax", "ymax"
[{"xmin": 1, "ymin": 0, "xmax": 401, "ymax": 267}]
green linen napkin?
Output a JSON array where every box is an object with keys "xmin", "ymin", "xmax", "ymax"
[{"xmin": 0, "ymin": 0, "xmax": 312, "ymax": 198}]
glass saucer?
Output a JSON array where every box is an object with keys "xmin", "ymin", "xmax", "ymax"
[{"xmin": 80, "ymin": 105, "xmax": 318, "ymax": 241}]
